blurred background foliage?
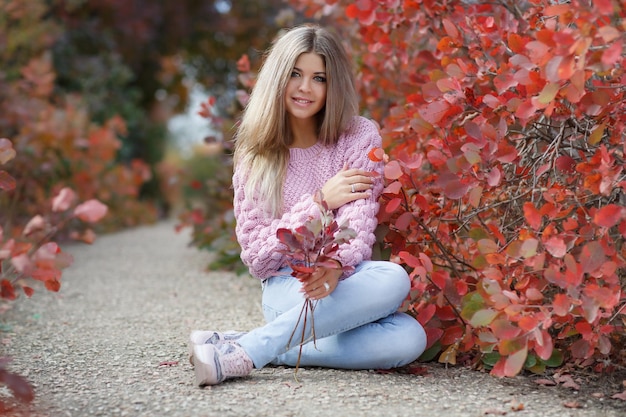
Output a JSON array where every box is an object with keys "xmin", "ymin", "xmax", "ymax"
[{"xmin": 1, "ymin": 0, "xmax": 298, "ymax": 236}]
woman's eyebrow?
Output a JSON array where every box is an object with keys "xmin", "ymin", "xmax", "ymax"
[{"xmin": 293, "ymin": 66, "xmax": 326, "ymax": 75}]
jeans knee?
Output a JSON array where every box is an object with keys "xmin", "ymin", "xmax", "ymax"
[
  {"xmin": 396, "ymin": 314, "xmax": 427, "ymax": 366},
  {"xmin": 381, "ymin": 261, "xmax": 410, "ymax": 298}
]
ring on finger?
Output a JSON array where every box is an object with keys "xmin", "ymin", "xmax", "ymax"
[
  {"xmin": 351, "ymin": 184, "xmax": 356, "ymax": 193},
  {"xmin": 323, "ymin": 282, "xmax": 330, "ymax": 291}
]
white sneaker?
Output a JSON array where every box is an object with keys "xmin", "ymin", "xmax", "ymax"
[
  {"xmin": 193, "ymin": 343, "xmax": 253, "ymax": 386},
  {"xmin": 188, "ymin": 330, "xmax": 246, "ymax": 365}
]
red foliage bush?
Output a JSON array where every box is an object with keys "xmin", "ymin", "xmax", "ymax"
[{"xmin": 290, "ymin": 0, "xmax": 626, "ymax": 376}]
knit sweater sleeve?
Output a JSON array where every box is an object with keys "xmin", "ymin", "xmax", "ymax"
[
  {"xmin": 334, "ymin": 118, "xmax": 385, "ymax": 274},
  {"xmin": 233, "ymin": 169, "xmax": 321, "ymax": 280}
]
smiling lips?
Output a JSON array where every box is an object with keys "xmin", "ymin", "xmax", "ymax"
[{"xmin": 293, "ymin": 97, "xmax": 313, "ymax": 105}]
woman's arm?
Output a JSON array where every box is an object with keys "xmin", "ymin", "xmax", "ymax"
[
  {"xmin": 333, "ymin": 119, "xmax": 385, "ymax": 272},
  {"xmin": 233, "ymin": 170, "xmax": 321, "ymax": 280}
]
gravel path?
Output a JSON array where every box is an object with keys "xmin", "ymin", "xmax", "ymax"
[{"xmin": 1, "ymin": 221, "xmax": 624, "ymax": 417}]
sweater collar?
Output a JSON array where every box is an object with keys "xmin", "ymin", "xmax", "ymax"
[{"xmin": 289, "ymin": 142, "xmax": 324, "ymax": 162}]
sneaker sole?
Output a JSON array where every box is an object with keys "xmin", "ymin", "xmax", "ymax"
[{"xmin": 193, "ymin": 344, "xmax": 222, "ymax": 386}]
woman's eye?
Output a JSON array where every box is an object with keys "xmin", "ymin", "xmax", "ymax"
[
  {"xmin": 314, "ymin": 76, "xmax": 327, "ymax": 83},
  {"xmin": 291, "ymin": 71, "xmax": 301, "ymax": 78}
]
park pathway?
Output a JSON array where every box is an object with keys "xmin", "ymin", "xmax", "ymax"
[{"xmin": 1, "ymin": 221, "xmax": 624, "ymax": 417}]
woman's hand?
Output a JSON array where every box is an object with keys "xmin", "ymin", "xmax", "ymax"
[
  {"xmin": 320, "ymin": 165, "xmax": 375, "ymax": 210},
  {"xmin": 300, "ymin": 262, "xmax": 342, "ymax": 300}
]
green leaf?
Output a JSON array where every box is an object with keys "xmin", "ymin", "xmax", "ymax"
[
  {"xmin": 470, "ymin": 309, "xmax": 499, "ymax": 327},
  {"xmin": 418, "ymin": 341, "xmax": 442, "ymax": 362},
  {"xmin": 539, "ymin": 349, "xmax": 564, "ymax": 367},
  {"xmin": 482, "ymin": 352, "xmax": 501, "ymax": 368}
]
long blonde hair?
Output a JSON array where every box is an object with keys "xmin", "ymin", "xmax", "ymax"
[{"xmin": 233, "ymin": 24, "xmax": 359, "ymax": 217}]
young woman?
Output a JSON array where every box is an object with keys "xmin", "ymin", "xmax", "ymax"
[{"xmin": 190, "ymin": 24, "xmax": 426, "ymax": 386}]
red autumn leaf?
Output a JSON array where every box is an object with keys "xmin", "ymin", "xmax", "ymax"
[
  {"xmin": 384, "ymin": 160, "xmax": 403, "ymax": 180},
  {"xmin": 523, "ymin": 202, "xmax": 542, "ymax": 230},
  {"xmin": 592, "ymin": 204, "xmax": 623, "ymax": 228},
  {"xmin": 431, "ymin": 270, "xmax": 448, "ymax": 290},
  {"xmin": 594, "ymin": 0, "xmax": 615, "ymax": 14},
  {"xmin": 74, "ymin": 199, "xmax": 108, "ymax": 223},
  {"xmin": 424, "ymin": 327, "xmax": 444, "ymax": 349},
  {"xmin": 44, "ymin": 279, "xmax": 61, "ymax": 292},
  {"xmin": 555, "ymin": 155, "xmax": 576, "ymax": 173},
  {"xmin": 399, "ymin": 250, "xmax": 421, "ymax": 268},
  {"xmin": 383, "ymin": 181, "xmax": 402, "ymax": 194},
  {"xmin": 418, "ymin": 100, "xmax": 450, "ymax": 124},
  {"xmin": 601, "ymin": 41, "xmax": 622, "ymax": 67},
  {"xmin": 533, "ymin": 329, "xmax": 554, "ymax": 361},
  {"xmin": 491, "ymin": 319, "xmax": 522, "ymax": 340},
  {"xmin": 580, "ymin": 241, "xmax": 606, "ymax": 273},
  {"xmin": 552, "ymin": 293, "xmax": 570, "ymax": 316},
  {"xmin": 543, "ymin": 236, "xmax": 567, "ymax": 258},
  {"xmin": 22, "ymin": 286, "xmax": 34, "ymax": 298},
  {"xmin": 504, "ymin": 345, "xmax": 528, "ymax": 377},
  {"xmin": 416, "ymin": 303, "xmax": 436, "ymax": 325},
  {"xmin": 368, "ymin": 147, "xmax": 385, "ymax": 162},
  {"xmin": 0, "ymin": 368, "xmax": 34, "ymax": 403},
  {"xmin": 1, "ymin": 279, "xmax": 16, "ymax": 300},
  {"xmin": 395, "ymin": 212, "xmax": 413, "ymax": 231},
  {"xmin": 443, "ymin": 178, "xmax": 469, "ymax": 200},
  {"xmin": 442, "ymin": 18, "xmax": 460, "ymax": 39},
  {"xmin": 0, "ymin": 170, "xmax": 16, "ymax": 191},
  {"xmin": 23, "ymin": 215, "xmax": 46, "ymax": 236},
  {"xmin": 385, "ymin": 197, "xmax": 402, "ymax": 213},
  {"xmin": 52, "ymin": 187, "xmax": 76, "ymax": 212}
]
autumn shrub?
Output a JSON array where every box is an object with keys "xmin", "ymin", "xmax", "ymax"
[
  {"xmin": 290, "ymin": 0, "xmax": 626, "ymax": 376},
  {"xmin": 180, "ymin": 0, "xmax": 625, "ymax": 377},
  {"xmin": 0, "ymin": 1, "xmax": 155, "ymax": 408},
  {"xmin": 0, "ymin": 137, "xmax": 109, "ymax": 410}
]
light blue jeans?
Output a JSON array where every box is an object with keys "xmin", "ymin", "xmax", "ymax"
[{"xmin": 237, "ymin": 261, "xmax": 427, "ymax": 370}]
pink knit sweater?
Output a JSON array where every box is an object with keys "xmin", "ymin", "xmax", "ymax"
[{"xmin": 233, "ymin": 116, "xmax": 384, "ymax": 280}]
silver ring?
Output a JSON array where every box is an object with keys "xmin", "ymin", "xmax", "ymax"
[
  {"xmin": 323, "ymin": 282, "xmax": 330, "ymax": 291},
  {"xmin": 351, "ymin": 184, "xmax": 356, "ymax": 193}
]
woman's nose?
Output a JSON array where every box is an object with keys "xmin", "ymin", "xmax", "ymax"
[{"xmin": 298, "ymin": 77, "xmax": 311, "ymax": 92}]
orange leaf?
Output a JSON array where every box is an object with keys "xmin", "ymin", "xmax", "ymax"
[
  {"xmin": 523, "ymin": 202, "xmax": 542, "ymax": 230},
  {"xmin": 552, "ymin": 293, "xmax": 570, "ymax": 316},
  {"xmin": 368, "ymin": 147, "xmax": 385, "ymax": 162},
  {"xmin": 438, "ymin": 342, "xmax": 458, "ymax": 365}
]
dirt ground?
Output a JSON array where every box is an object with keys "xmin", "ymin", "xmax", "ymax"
[{"xmin": 1, "ymin": 221, "xmax": 625, "ymax": 417}]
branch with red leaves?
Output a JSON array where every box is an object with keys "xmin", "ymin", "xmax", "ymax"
[{"xmin": 275, "ymin": 191, "xmax": 356, "ymax": 376}]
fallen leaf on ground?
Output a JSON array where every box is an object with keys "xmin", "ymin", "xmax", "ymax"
[
  {"xmin": 563, "ymin": 401, "xmax": 582, "ymax": 408},
  {"xmin": 535, "ymin": 378, "xmax": 556, "ymax": 386},
  {"xmin": 611, "ymin": 390, "xmax": 626, "ymax": 401},
  {"xmin": 509, "ymin": 400, "xmax": 524, "ymax": 411},
  {"xmin": 554, "ymin": 373, "xmax": 580, "ymax": 390}
]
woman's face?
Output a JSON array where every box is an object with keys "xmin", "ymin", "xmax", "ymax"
[{"xmin": 284, "ymin": 52, "xmax": 327, "ymax": 123}]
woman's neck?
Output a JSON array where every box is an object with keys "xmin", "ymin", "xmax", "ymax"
[{"xmin": 288, "ymin": 117, "xmax": 318, "ymax": 149}]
